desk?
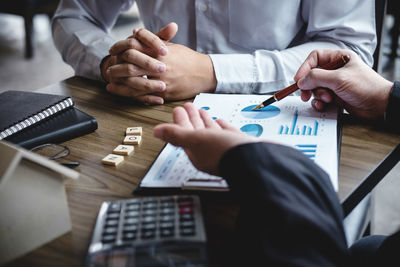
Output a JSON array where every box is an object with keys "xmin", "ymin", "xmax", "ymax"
[{"xmin": 6, "ymin": 76, "xmax": 400, "ymax": 266}]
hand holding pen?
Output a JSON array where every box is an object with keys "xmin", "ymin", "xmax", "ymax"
[
  {"xmin": 295, "ymin": 50, "xmax": 393, "ymax": 119},
  {"xmin": 253, "ymin": 53, "xmax": 350, "ymax": 110}
]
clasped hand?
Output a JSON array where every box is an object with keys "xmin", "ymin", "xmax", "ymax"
[{"xmin": 101, "ymin": 22, "xmax": 216, "ymax": 105}]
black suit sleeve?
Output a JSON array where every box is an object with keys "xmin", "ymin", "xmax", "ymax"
[
  {"xmin": 385, "ymin": 81, "xmax": 400, "ymax": 130},
  {"xmin": 219, "ymin": 142, "xmax": 349, "ymax": 266}
]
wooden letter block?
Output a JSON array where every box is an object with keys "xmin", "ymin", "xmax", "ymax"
[
  {"xmin": 101, "ymin": 154, "xmax": 124, "ymax": 166},
  {"xmin": 126, "ymin": 127, "xmax": 142, "ymax": 136},
  {"xmin": 113, "ymin": 145, "xmax": 134, "ymax": 156},
  {"xmin": 123, "ymin": 135, "xmax": 142, "ymax": 145}
]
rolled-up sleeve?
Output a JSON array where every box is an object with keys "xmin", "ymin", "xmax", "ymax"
[{"xmin": 210, "ymin": 0, "xmax": 376, "ymax": 94}]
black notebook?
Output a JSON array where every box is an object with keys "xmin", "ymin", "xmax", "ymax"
[
  {"xmin": 0, "ymin": 90, "xmax": 74, "ymax": 139},
  {"xmin": 0, "ymin": 90, "xmax": 98, "ymax": 149}
]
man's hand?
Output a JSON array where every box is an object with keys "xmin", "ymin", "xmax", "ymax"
[
  {"xmin": 294, "ymin": 49, "xmax": 393, "ymax": 120},
  {"xmin": 102, "ymin": 22, "xmax": 217, "ymax": 105},
  {"xmin": 153, "ymin": 103, "xmax": 258, "ymax": 175},
  {"xmin": 146, "ymin": 42, "xmax": 217, "ymax": 101},
  {"xmin": 101, "ymin": 23, "xmax": 179, "ymax": 104}
]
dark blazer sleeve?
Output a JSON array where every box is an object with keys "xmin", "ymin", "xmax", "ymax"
[
  {"xmin": 385, "ymin": 81, "xmax": 400, "ymax": 130},
  {"xmin": 219, "ymin": 142, "xmax": 350, "ymax": 266}
]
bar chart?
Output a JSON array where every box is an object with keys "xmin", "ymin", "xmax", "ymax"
[
  {"xmin": 295, "ymin": 144, "xmax": 317, "ymax": 159},
  {"xmin": 278, "ymin": 110, "xmax": 319, "ymax": 136}
]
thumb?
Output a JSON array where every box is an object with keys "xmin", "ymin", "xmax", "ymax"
[
  {"xmin": 297, "ymin": 69, "xmax": 341, "ymax": 92},
  {"xmin": 156, "ymin": 22, "xmax": 178, "ymax": 41},
  {"xmin": 153, "ymin": 123, "xmax": 193, "ymax": 148}
]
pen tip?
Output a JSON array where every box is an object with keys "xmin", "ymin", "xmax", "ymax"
[
  {"xmin": 253, "ymin": 96, "xmax": 276, "ymax": 110},
  {"xmin": 252, "ymin": 104, "xmax": 264, "ymax": 110}
]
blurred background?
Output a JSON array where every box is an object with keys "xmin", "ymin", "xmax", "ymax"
[{"xmin": 0, "ymin": 1, "xmax": 143, "ymax": 93}]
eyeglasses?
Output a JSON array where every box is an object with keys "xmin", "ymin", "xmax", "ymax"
[{"xmin": 30, "ymin": 143, "xmax": 80, "ymax": 168}]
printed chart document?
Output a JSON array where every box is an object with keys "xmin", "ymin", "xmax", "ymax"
[{"xmin": 141, "ymin": 94, "xmax": 339, "ymax": 191}]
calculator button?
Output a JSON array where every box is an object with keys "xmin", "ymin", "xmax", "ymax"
[
  {"xmin": 180, "ymin": 227, "xmax": 195, "ymax": 236},
  {"xmin": 179, "ymin": 214, "xmax": 194, "ymax": 221},
  {"xmin": 160, "ymin": 228, "xmax": 174, "ymax": 238},
  {"xmin": 179, "ymin": 206, "xmax": 193, "ymax": 214},
  {"xmin": 142, "ymin": 209, "xmax": 157, "ymax": 216},
  {"xmin": 102, "ymin": 234, "xmax": 116, "ymax": 243},
  {"xmin": 124, "ymin": 217, "xmax": 140, "ymax": 225},
  {"xmin": 106, "ymin": 213, "xmax": 120, "ymax": 220},
  {"xmin": 122, "ymin": 232, "xmax": 137, "ymax": 241},
  {"xmin": 108, "ymin": 202, "xmax": 121, "ymax": 213},
  {"xmin": 141, "ymin": 230, "xmax": 156, "ymax": 239},
  {"xmin": 123, "ymin": 225, "xmax": 138, "ymax": 232},
  {"xmin": 160, "ymin": 200, "xmax": 175, "ymax": 208},
  {"xmin": 103, "ymin": 227, "xmax": 118, "ymax": 235},
  {"xmin": 125, "ymin": 211, "xmax": 139, "ymax": 217},
  {"xmin": 105, "ymin": 219, "xmax": 119, "ymax": 227},
  {"xmin": 160, "ymin": 208, "xmax": 175, "ymax": 215},
  {"xmin": 126, "ymin": 199, "xmax": 140, "ymax": 204},
  {"xmin": 126, "ymin": 203, "xmax": 140, "ymax": 211},
  {"xmin": 180, "ymin": 220, "xmax": 195, "ymax": 228},
  {"xmin": 160, "ymin": 215, "xmax": 175, "ymax": 222},
  {"xmin": 160, "ymin": 221, "xmax": 174, "ymax": 229},
  {"xmin": 142, "ymin": 216, "xmax": 156, "ymax": 223},
  {"xmin": 142, "ymin": 222, "xmax": 157, "ymax": 230},
  {"xmin": 143, "ymin": 202, "xmax": 157, "ymax": 210}
]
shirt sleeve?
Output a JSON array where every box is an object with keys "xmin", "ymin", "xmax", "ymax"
[
  {"xmin": 209, "ymin": 0, "xmax": 376, "ymax": 94},
  {"xmin": 219, "ymin": 142, "xmax": 349, "ymax": 265},
  {"xmin": 51, "ymin": 0, "xmax": 134, "ymax": 80}
]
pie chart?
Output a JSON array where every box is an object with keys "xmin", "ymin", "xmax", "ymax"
[
  {"xmin": 241, "ymin": 105, "xmax": 280, "ymax": 119},
  {"xmin": 240, "ymin": 124, "xmax": 263, "ymax": 137}
]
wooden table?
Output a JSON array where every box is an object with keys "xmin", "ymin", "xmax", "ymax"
[{"xmin": 6, "ymin": 76, "xmax": 400, "ymax": 266}]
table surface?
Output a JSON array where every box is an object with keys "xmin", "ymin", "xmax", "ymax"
[{"xmin": 6, "ymin": 76, "xmax": 400, "ymax": 267}]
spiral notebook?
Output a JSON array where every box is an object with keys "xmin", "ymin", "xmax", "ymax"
[
  {"xmin": 0, "ymin": 90, "xmax": 74, "ymax": 140},
  {"xmin": 0, "ymin": 90, "xmax": 98, "ymax": 149}
]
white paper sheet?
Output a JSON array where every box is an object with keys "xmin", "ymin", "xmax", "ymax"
[{"xmin": 141, "ymin": 94, "xmax": 338, "ymax": 190}]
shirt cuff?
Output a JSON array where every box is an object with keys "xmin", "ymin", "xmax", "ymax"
[
  {"xmin": 81, "ymin": 36, "xmax": 114, "ymax": 81},
  {"xmin": 209, "ymin": 53, "xmax": 257, "ymax": 94}
]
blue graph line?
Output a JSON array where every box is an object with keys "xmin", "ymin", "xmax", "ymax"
[
  {"xmin": 296, "ymin": 145, "xmax": 317, "ymax": 148},
  {"xmin": 314, "ymin": 121, "xmax": 319, "ymax": 136},
  {"xmin": 291, "ymin": 110, "xmax": 298, "ymax": 135},
  {"xmin": 300, "ymin": 149, "xmax": 316, "ymax": 153},
  {"xmin": 295, "ymin": 144, "xmax": 317, "ymax": 160}
]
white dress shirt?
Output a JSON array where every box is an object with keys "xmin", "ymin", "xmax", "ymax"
[{"xmin": 52, "ymin": 0, "xmax": 376, "ymax": 94}]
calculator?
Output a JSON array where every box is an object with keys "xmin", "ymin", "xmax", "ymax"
[{"xmin": 87, "ymin": 195, "xmax": 207, "ymax": 266}]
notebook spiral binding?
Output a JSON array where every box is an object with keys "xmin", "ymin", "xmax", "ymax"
[{"xmin": 0, "ymin": 98, "xmax": 74, "ymax": 140}]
